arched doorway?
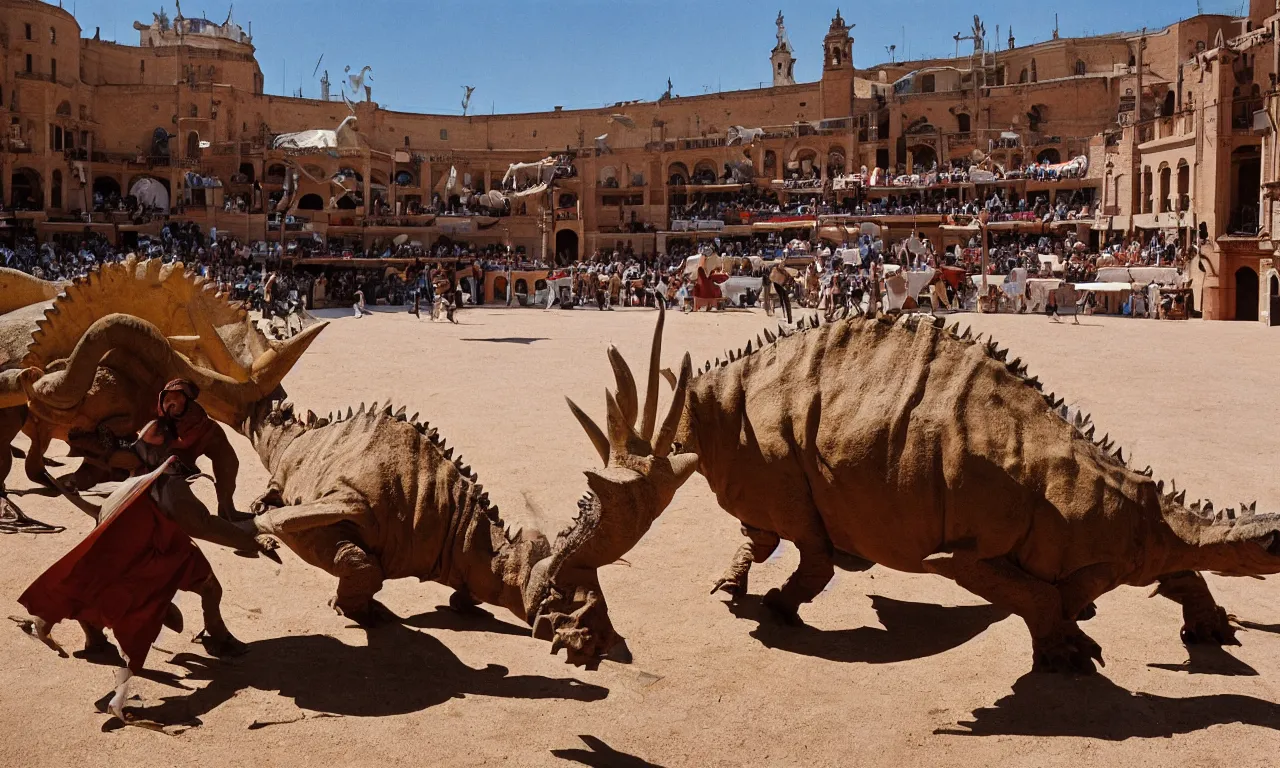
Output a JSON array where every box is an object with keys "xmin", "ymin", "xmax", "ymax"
[
  {"xmin": 186, "ymin": 130, "xmax": 201, "ymax": 160},
  {"xmin": 10, "ymin": 168, "xmax": 43, "ymax": 209},
  {"xmin": 1235, "ymin": 266, "xmax": 1259, "ymax": 321},
  {"xmin": 555, "ymin": 229, "xmax": 579, "ymax": 264},
  {"xmin": 237, "ymin": 162, "xmax": 255, "ymax": 184},
  {"xmin": 93, "ymin": 176, "xmax": 121, "ymax": 199},
  {"xmin": 1037, "ymin": 148, "xmax": 1062, "ymax": 165},
  {"xmin": 492, "ymin": 274, "xmax": 508, "ymax": 303},
  {"xmin": 907, "ymin": 144, "xmax": 936, "ymax": 172},
  {"xmin": 297, "ymin": 193, "xmax": 324, "ymax": 210}
]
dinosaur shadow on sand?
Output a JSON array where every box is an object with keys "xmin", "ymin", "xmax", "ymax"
[
  {"xmin": 551, "ymin": 735, "xmax": 664, "ymax": 767},
  {"xmin": 460, "ymin": 337, "xmax": 548, "ymax": 345},
  {"xmin": 728, "ymin": 593, "xmax": 1010, "ymax": 664},
  {"xmin": 937, "ymin": 671, "xmax": 1280, "ymax": 739},
  {"xmin": 118, "ymin": 618, "xmax": 607, "ymax": 728}
]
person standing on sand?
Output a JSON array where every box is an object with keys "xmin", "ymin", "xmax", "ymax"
[{"xmin": 353, "ymin": 287, "xmax": 369, "ymax": 318}]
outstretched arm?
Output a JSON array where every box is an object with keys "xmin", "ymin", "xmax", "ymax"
[{"xmin": 201, "ymin": 423, "xmax": 240, "ymax": 519}]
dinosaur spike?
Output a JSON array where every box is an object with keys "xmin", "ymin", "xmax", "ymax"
[
  {"xmin": 1113, "ymin": 447, "xmax": 1124, "ymax": 464},
  {"xmin": 933, "ymin": 315, "xmax": 946, "ymax": 329},
  {"xmin": 1174, "ymin": 490, "xmax": 1186, "ymax": 505},
  {"xmin": 383, "ymin": 404, "xmax": 394, "ymax": 417},
  {"xmin": 1226, "ymin": 507, "xmax": 1236, "ymax": 520},
  {"xmin": 1249, "ymin": 501, "xmax": 1258, "ymax": 514},
  {"xmin": 996, "ymin": 348, "xmax": 1009, "ymax": 362},
  {"xmin": 395, "ymin": 405, "xmax": 406, "ymax": 418},
  {"xmin": 1025, "ymin": 376, "xmax": 1040, "ymax": 390},
  {"xmin": 1203, "ymin": 500, "xmax": 1214, "ymax": 514},
  {"xmin": 410, "ymin": 412, "xmax": 419, "ymax": 423},
  {"xmin": 1190, "ymin": 500, "xmax": 1201, "ymax": 512},
  {"xmin": 960, "ymin": 326, "xmax": 972, "ymax": 339},
  {"xmin": 1157, "ymin": 480, "xmax": 1165, "ymax": 494},
  {"xmin": 1241, "ymin": 502, "xmax": 1251, "ymax": 516},
  {"xmin": 744, "ymin": 340, "xmax": 753, "ymax": 355},
  {"xmin": 345, "ymin": 406, "xmax": 353, "ymax": 420},
  {"xmin": 715, "ymin": 357, "xmax": 721, "ymax": 367},
  {"xmin": 756, "ymin": 334, "xmax": 764, "ymax": 349},
  {"xmin": 443, "ymin": 447, "xmax": 454, "ymax": 460},
  {"xmin": 1142, "ymin": 465, "xmax": 1153, "ymax": 477},
  {"xmin": 459, "ymin": 464, "xmax": 471, "ymax": 478},
  {"xmin": 1084, "ymin": 425, "xmax": 1095, "ymax": 440},
  {"xmin": 763, "ymin": 328, "xmax": 776, "ymax": 343}
]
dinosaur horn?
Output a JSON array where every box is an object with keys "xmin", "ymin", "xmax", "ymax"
[
  {"xmin": 250, "ymin": 320, "xmax": 329, "ymax": 397},
  {"xmin": 639, "ymin": 301, "xmax": 665, "ymax": 442},
  {"xmin": 20, "ymin": 314, "xmax": 261, "ymax": 418},
  {"xmin": 565, "ymin": 396, "xmax": 609, "ymax": 466},
  {"xmin": 606, "ymin": 346, "xmax": 638, "ymax": 428},
  {"xmin": 652, "ymin": 353, "xmax": 692, "ymax": 457}
]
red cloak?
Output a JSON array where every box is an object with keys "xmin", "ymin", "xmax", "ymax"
[{"xmin": 18, "ymin": 462, "xmax": 212, "ymax": 671}]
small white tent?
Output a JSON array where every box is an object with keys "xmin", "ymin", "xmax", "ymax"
[{"xmin": 129, "ymin": 177, "xmax": 170, "ymax": 213}]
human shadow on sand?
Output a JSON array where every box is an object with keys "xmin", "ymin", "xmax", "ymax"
[
  {"xmin": 120, "ymin": 618, "xmax": 607, "ymax": 727},
  {"xmin": 727, "ymin": 593, "xmax": 1009, "ymax": 664},
  {"xmin": 551, "ymin": 735, "xmax": 664, "ymax": 767},
  {"xmin": 936, "ymin": 671, "xmax": 1280, "ymax": 739}
]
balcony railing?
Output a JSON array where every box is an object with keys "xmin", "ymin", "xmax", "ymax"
[{"xmin": 1232, "ymin": 98, "xmax": 1264, "ymax": 131}]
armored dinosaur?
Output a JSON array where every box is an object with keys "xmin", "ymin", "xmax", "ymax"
[
  {"xmin": 212, "ymin": 306, "xmax": 696, "ymax": 667},
  {"xmin": 0, "ymin": 259, "xmax": 323, "ymax": 499},
  {"xmin": 668, "ymin": 311, "xmax": 1280, "ymax": 673}
]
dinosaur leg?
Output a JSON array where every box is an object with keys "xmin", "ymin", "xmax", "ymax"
[
  {"xmin": 329, "ymin": 537, "xmax": 389, "ymax": 627},
  {"xmin": 711, "ymin": 524, "xmax": 780, "ymax": 597},
  {"xmin": 762, "ymin": 538, "xmax": 834, "ymax": 626},
  {"xmin": 0, "ymin": 407, "xmax": 23, "ymax": 490},
  {"xmin": 23, "ymin": 419, "xmax": 53, "ymax": 487},
  {"xmin": 922, "ymin": 551, "xmax": 1104, "ymax": 674},
  {"xmin": 1154, "ymin": 570, "xmax": 1239, "ymax": 646}
]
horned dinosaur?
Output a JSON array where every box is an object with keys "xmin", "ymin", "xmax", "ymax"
[
  {"xmin": 668, "ymin": 311, "xmax": 1280, "ymax": 673},
  {"xmin": 171, "ymin": 306, "xmax": 692, "ymax": 667},
  {"xmin": 0, "ymin": 259, "xmax": 323, "ymax": 502}
]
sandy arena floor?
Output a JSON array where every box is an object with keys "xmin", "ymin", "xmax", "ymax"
[{"xmin": 3, "ymin": 305, "xmax": 1280, "ymax": 767}]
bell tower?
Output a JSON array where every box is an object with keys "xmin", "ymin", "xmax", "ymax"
[
  {"xmin": 823, "ymin": 9, "xmax": 854, "ymax": 73},
  {"xmin": 820, "ymin": 9, "xmax": 856, "ymax": 118},
  {"xmin": 771, "ymin": 11, "xmax": 797, "ymax": 87}
]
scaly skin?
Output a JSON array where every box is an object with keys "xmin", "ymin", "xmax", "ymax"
[
  {"xmin": 242, "ymin": 306, "xmax": 698, "ymax": 667},
  {"xmin": 0, "ymin": 259, "xmax": 322, "ymax": 495},
  {"xmin": 674, "ymin": 312, "xmax": 1280, "ymax": 673}
]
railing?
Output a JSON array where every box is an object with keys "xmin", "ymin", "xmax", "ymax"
[
  {"xmin": 1232, "ymin": 98, "xmax": 1264, "ymax": 131},
  {"xmin": 1227, "ymin": 204, "xmax": 1260, "ymax": 236}
]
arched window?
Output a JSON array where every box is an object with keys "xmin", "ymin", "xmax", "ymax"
[
  {"xmin": 957, "ymin": 113, "xmax": 971, "ymax": 133},
  {"xmin": 1030, "ymin": 59, "xmax": 1038, "ymax": 82},
  {"xmin": 1074, "ymin": 60, "xmax": 1086, "ymax": 76}
]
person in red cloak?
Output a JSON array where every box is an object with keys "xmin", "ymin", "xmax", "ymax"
[
  {"xmin": 692, "ymin": 267, "xmax": 724, "ymax": 312},
  {"xmin": 15, "ymin": 380, "xmax": 279, "ymax": 718}
]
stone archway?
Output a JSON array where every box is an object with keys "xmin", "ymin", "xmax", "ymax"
[
  {"xmin": 297, "ymin": 193, "xmax": 324, "ymax": 210},
  {"xmin": 555, "ymin": 229, "xmax": 580, "ymax": 264},
  {"xmin": 10, "ymin": 167, "xmax": 43, "ymax": 209},
  {"xmin": 1235, "ymin": 265, "xmax": 1259, "ymax": 321}
]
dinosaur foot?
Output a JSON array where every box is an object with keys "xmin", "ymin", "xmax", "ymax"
[
  {"xmin": 1180, "ymin": 606, "xmax": 1241, "ymax": 646},
  {"xmin": 448, "ymin": 589, "xmax": 485, "ymax": 615},
  {"xmin": 762, "ymin": 588, "xmax": 805, "ymax": 627},
  {"xmin": 710, "ymin": 572, "xmax": 749, "ymax": 597},
  {"xmin": 1076, "ymin": 602, "xmax": 1097, "ymax": 621},
  {"xmin": 194, "ymin": 629, "xmax": 249, "ymax": 658},
  {"xmin": 330, "ymin": 597, "xmax": 398, "ymax": 628},
  {"xmin": 1032, "ymin": 624, "xmax": 1104, "ymax": 675}
]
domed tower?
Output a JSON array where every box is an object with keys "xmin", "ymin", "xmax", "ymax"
[
  {"xmin": 820, "ymin": 9, "xmax": 855, "ymax": 118},
  {"xmin": 771, "ymin": 11, "xmax": 796, "ymax": 87}
]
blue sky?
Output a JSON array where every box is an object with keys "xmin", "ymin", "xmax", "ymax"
[{"xmin": 64, "ymin": 0, "xmax": 1247, "ymax": 114}]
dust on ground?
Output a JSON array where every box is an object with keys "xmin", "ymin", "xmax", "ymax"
[{"xmin": 3, "ymin": 306, "xmax": 1279, "ymax": 767}]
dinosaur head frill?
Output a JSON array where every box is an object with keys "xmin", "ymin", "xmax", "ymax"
[{"xmin": 526, "ymin": 304, "xmax": 698, "ymax": 666}]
